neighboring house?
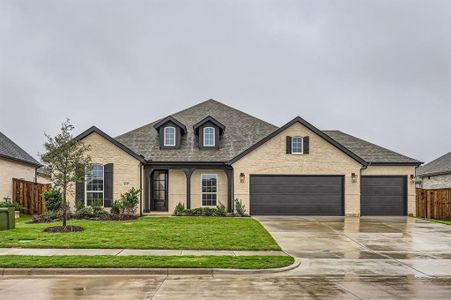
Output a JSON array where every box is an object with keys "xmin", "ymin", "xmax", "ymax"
[
  {"xmin": 416, "ymin": 152, "xmax": 451, "ymax": 189},
  {"xmin": 68, "ymin": 99, "xmax": 421, "ymax": 216},
  {"xmin": 0, "ymin": 131, "xmax": 47, "ymax": 201}
]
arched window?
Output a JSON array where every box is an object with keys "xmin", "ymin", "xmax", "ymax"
[
  {"xmin": 164, "ymin": 126, "xmax": 176, "ymax": 146},
  {"xmin": 203, "ymin": 127, "xmax": 215, "ymax": 147},
  {"xmin": 85, "ymin": 164, "xmax": 104, "ymax": 206}
]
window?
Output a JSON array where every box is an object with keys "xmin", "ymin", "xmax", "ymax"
[
  {"xmin": 203, "ymin": 127, "xmax": 215, "ymax": 147},
  {"xmin": 164, "ymin": 126, "xmax": 176, "ymax": 146},
  {"xmin": 86, "ymin": 164, "xmax": 104, "ymax": 206},
  {"xmin": 291, "ymin": 136, "xmax": 303, "ymax": 154},
  {"xmin": 201, "ymin": 174, "xmax": 217, "ymax": 206}
]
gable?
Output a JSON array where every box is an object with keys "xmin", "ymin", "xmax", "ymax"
[
  {"xmin": 75, "ymin": 127, "xmax": 145, "ymax": 163},
  {"xmin": 231, "ymin": 121, "xmax": 364, "ymax": 169},
  {"xmin": 230, "ymin": 117, "xmax": 366, "ymax": 165}
]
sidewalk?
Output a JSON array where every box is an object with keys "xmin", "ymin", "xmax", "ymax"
[{"xmin": 0, "ymin": 248, "xmax": 287, "ymax": 257}]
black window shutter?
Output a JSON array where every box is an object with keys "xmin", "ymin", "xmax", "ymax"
[
  {"xmin": 104, "ymin": 163, "xmax": 114, "ymax": 207},
  {"xmin": 303, "ymin": 136, "xmax": 310, "ymax": 154},
  {"xmin": 286, "ymin": 136, "xmax": 292, "ymax": 154},
  {"xmin": 75, "ymin": 181, "xmax": 85, "ymax": 204}
]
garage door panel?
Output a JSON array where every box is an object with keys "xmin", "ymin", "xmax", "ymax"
[
  {"xmin": 251, "ymin": 184, "xmax": 343, "ymax": 194},
  {"xmin": 361, "ymin": 176, "xmax": 407, "ymax": 216},
  {"xmin": 250, "ymin": 175, "xmax": 344, "ymax": 216}
]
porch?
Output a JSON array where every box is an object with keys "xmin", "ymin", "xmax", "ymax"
[{"xmin": 143, "ymin": 163, "xmax": 234, "ymax": 214}]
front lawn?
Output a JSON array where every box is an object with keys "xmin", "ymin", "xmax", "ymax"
[
  {"xmin": 0, "ymin": 255, "xmax": 293, "ymax": 269},
  {"xmin": 1, "ymin": 216, "xmax": 280, "ymax": 250}
]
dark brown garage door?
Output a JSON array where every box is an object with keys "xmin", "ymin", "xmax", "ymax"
[
  {"xmin": 361, "ymin": 176, "xmax": 407, "ymax": 216},
  {"xmin": 249, "ymin": 175, "xmax": 344, "ymax": 215}
]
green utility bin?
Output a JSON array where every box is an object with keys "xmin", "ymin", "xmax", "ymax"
[{"xmin": 0, "ymin": 207, "xmax": 15, "ymax": 230}]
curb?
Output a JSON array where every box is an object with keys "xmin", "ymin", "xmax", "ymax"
[{"xmin": 0, "ymin": 259, "xmax": 301, "ymax": 276}]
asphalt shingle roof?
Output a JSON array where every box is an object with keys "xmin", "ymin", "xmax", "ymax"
[
  {"xmin": 323, "ymin": 130, "xmax": 420, "ymax": 164},
  {"xmin": 0, "ymin": 131, "xmax": 40, "ymax": 166},
  {"xmin": 115, "ymin": 99, "xmax": 420, "ymax": 165},
  {"xmin": 417, "ymin": 152, "xmax": 451, "ymax": 176},
  {"xmin": 116, "ymin": 99, "xmax": 278, "ymax": 162}
]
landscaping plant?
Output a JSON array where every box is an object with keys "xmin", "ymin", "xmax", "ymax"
[
  {"xmin": 119, "ymin": 187, "xmax": 140, "ymax": 215},
  {"xmin": 41, "ymin": 187, "xmax": 63, "ymax": 214},
  {"xmin": 234, "ymin": 198, "xmax": 247, "ymax": 216},
  {"xmin": 40, "ymin": 119, "xmax": 91, "ymax": 229},
  {"xmin": 0, "ymin": 196, "xmax": 21, "ymax": 210}
]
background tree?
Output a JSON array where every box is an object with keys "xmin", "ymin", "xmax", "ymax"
[{"xmin": 41, "ymin": 119, "xmax": 91, "ymax": 227}]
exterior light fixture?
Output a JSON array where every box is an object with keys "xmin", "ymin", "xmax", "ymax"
[
  {"xmin": 410, "ymin": 174, "xmax": 415, "ymax": 182},
  {"xmin": 240, "ymin": 172, "xmax": 245, "ymax": 183},
  {"xmin": 351, "ymin": 172, "xmax": 358, "ymax": 182}
]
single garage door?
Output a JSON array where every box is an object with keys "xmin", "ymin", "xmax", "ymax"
[
  {"xmin": 361, "ymin": 176, "xmax": 407, "ymax": 216},
  {"xmin": 250, "ymin": 175, "xmax": 344, "ymax": 215}
]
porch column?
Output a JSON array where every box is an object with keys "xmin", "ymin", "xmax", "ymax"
[
  {"xmin": 184, "ymin": 168, "xmax": 195, "ymax": 209},
  {"xmin": 143, "ymin": 167, "xmax": 155, "ymax": 213},
  {"xmin": 225, "ymin": 167, "xmax": 234, "ymax": 213}
]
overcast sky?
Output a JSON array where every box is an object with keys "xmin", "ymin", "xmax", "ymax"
[{"xmin": 1, "ymin": 0, "xmax": 450, "ymax": 163}]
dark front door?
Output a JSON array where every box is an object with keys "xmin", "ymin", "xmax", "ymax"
[
  {"xmin": 250, "ymin": 175, "xmax": 344, "ymax": 216},
  {"xmin": 361, "ymin": 176, "xmax": 407, "ymax": 216},
  {"xmin": 151, "ymin": 170, "xmax": 168, "ymax": 211}
]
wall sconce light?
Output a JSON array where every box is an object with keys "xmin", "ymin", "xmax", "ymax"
[
  {"xmin": 351, "ymin": 172, "xmax": 358, "ymax": 183},
  {"xmin": 410, "ymin": 174, "xmax": 415, "ymax": 182},
  {"xmin": 240, "ymin": 172, "xmax": 245, "ymax": 183}
]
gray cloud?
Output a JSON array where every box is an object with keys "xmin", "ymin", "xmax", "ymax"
[{"xmin": 1, "ymin": 0, "xmax": 450, "ymax": 163}]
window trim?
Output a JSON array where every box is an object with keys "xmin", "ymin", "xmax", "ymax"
[
  {"xmin": 163, "ymin": 126, "xmax": 176, "ymax": 146},
  {"xmin": 201, "ymin": 173, "xmax": 218, "ymax": 207},
  {"xmin": 85, "ymin": 163, "xmax": 104, "ymax": 207},
  {"xmin": 291, "ymin": 136, "xmax": 304, "ymax": 154},
  {"xmin": 203, "ymin": 127, "xmax": 216, "ymax": 147}
]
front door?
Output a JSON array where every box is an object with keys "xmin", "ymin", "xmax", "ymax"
[{"xmin": 151, "ymin": 170, "xmax": 168, "ymax": 211}]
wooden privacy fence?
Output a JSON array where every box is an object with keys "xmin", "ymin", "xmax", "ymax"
[
  {"xmin": 12, "ymin": 178, "xmax": 50, "ymax": 215},
  {"xmin": 416, "ymin": 188, "xmax": 451, "ymax": 220}
]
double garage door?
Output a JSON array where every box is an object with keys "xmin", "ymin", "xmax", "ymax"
[{"xmin": 250, "ymin": 175, "xmax": 407, "ymax": 216}]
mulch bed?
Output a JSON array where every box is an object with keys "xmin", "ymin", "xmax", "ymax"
[{"xmin": 43, "ymin": 226, "xmax": 84, "ymax": 233}]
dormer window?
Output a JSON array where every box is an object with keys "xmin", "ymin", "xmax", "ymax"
[
  {"xmin": 153, "ymin": 116, "xmax": 186, "ymax": 149},
  {"xmin": 193, "ymin": 116, "xmax": 225, "ymax": 150},
  {"xmin": 203, "ymin": 127, "xmax": 215, "ymax": 147},
  {"xmin": 164, "ymin": 126, "xmax": 176, "ymax": 146}
]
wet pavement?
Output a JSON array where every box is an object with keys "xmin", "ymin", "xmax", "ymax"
[
  {"xmin": 1, "ymin": 275, "xmax": 451, "ymax": 299},
  {"xmin": 1, "ymin": 217, "xmax": 450, "ymax": 299},
  {"xmin": 255, "ymin": 216, "xmax": 451, "ymax": 277}
]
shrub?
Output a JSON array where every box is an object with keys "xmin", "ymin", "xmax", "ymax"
[
  {"xmin": 41, "ymin": 188, "xmax": 63, "ymax": 213},
  {"xmin": 234, "ymin": 198, "xmax": 247, "ymax": 216},
  {"xmin": 215, "ymin": 202, "xmax": 226, "ymax": 216},
  {"xmin": 120, "ymin": 187, "xmax": 140, "ymax": 215},
  {"xmin": 0, "ymin": 196, "xmax": 21, "ymax": 210},
  {"xmin": 90, "ymin": 199, "xmax": 109, "ymax": 216},
  {"xmin": 74, "ymin": 206, "xmax": 94, "ymax": 219},
  {"xmin": 111, "ymin": 200, "xmax": 122, "ymax": 215},
  {"xmin": 173, "ymin": 202, "xmax": 185, "ymax": 216},
  {"xmin": 75, "ymin": 199, "xmax": 85, "ymax": 211}
]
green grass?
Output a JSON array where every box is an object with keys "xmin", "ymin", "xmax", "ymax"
[
  {"xmin": 0, "ymin": 216, "xmax": 280, "ymax": 250},
  {"xmin": 424, "ymin": 218, "xmax": 451, "ymax": 226},
  {"xmin": 0, "ymin": 255, "xmax": 294, "ymax": 269}
]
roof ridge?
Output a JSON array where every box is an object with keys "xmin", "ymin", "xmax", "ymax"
[{"xmin": 116, "ymin": 98, "xmax": 277, "ymax": 139}]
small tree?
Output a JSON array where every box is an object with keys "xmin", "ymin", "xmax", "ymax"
[{"xmin": 40, "ymin": 119, "xmax": 91, "ymax": 227}]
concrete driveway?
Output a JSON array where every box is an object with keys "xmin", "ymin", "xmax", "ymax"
[{"xmin": 255, "ymin": 216, "xmax": 451, "ymax": 277}]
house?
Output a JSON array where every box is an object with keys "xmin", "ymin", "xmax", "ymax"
[
  {"xmin": 69, "ymin": 99, "xmax": 421, "ymax": 216},
  {"xmin": 416, "ymin": 152, "xmax": 451, "ymax": 189},
  {"xmin": 0, "ymin": 131, "xmax": 47, "ymax": 201}
]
